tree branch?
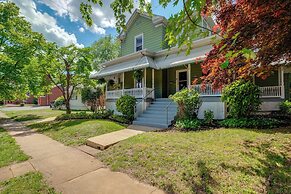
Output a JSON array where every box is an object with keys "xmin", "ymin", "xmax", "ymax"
[{"xmin": 182, "ymin": 0, "xmax": 221, "ymax": 36}]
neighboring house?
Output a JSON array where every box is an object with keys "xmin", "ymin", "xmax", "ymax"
[
  {"xmin": 69, "ymin": 90, "xmax": 89, "ymax": 110},
  {"xmin": 90, "ymin": 10, "xmax": 291, "ymax": 128},
  {"xmin": 38, "ymin": 86, "xmax": 63, "ymax": 106}
]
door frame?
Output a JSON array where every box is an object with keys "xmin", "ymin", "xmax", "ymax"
[{"xmin": 176, "ymin": 69, "xmax": 188, "ymax": 92}]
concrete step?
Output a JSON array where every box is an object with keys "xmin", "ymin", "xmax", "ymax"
[
  {"xmin": 142, "ymin": 110, "xmax": 177, "ymax": 116},
  {"xmin": 127, "ymin": 125, "xmax": 163, "ymax": 132},
  {"xmin": 135, "ymin": 117, "xmax": 172, "ymax": 125},
  {"xmin": 146, "ymin": 106, "xmax": 177, "ymax": 111},
  {"xmin": 86, "ymin": 129, "xmax": 144, "ymax": 150},
  {"xmin": 141, "ymin": 112, "xmax": 176, "ymax": 119},
  {"xmin": 132, "ymin": 121, "xmax": 169, "ymax": 129}
]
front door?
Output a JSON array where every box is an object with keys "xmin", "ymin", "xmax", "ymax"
[{"xmin": 176, "ymin": 70, "xmax": 188, "ymax": 91}]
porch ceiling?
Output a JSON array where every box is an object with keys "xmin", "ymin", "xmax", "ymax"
[{"xmin": 90, "ymin": 56, "xmax": 157, "ymax": 78}]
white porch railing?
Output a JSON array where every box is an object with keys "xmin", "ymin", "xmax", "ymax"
[
  {"xmin": 259, "ymin": 86, "xmax": 282, "ymax": 98},
  {"xmin": 106, "ymin": 88, "xmax": 154, "ymax": 99},
  {"xmin": 190, "ymin": 84, "xmax": 222, "ymax": 96}
]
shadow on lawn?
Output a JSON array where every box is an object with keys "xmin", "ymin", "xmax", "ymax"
[
  {"xmin": 241, "ymin": 126, "xmax": 291, "ymax": 135},
  {"xmin": 12, "ymin": 114, "xmax": 42, "ymax": 122},
  {"xmin": 179, "ymin": 160, "xmax": 218, "ymax": 194},
  {"xmin": 221, "ymin": 139, "xmax": 291, "ymax": 193},
  {"xmin": 28, "ymin": 119, "xmax": 90, "ymax": 132}
]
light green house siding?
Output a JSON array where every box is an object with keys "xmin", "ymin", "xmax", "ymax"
[{"xmin": 121, "ymin": 16, "xmax": 166, "ymax": 56}]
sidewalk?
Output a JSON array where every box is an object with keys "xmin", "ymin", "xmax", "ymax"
[{"xmin": 0, "ymin": 115, "xmax": 164, "ymax": 194}]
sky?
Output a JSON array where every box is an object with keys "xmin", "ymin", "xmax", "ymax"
[{"xmin": 11, "ymin": 0, "xmax": 183, "ymax": 48}]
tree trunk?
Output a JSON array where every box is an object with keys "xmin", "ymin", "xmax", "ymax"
[{"xmin": 65, "ymin": 99, "xmax": 71, "ymax": 114}]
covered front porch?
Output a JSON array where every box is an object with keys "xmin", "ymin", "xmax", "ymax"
[{"xmin": 104, "ymin": 65, "xmax": 286, "ymax": 100}]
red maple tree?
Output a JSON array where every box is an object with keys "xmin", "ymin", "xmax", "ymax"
[{"xmin": 200, "ymin": 0, "xmax": 291, "ymax": 88}]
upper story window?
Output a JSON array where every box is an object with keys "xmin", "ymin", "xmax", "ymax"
[{"xmin": 134, "ymin": 34, "xmax": 143, "ymax": 52}]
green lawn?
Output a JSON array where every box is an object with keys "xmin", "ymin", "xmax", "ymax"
[
  {"xmin": 3, "ymin": 109, "xmax": 64, "ymax": 122},
  {"xmin": 0, "ymin": 172, "xmax": 55, "ymax": 194},
  {"xmin": 98, "ymin": 127, "xmax": 291, "ymax": 194},
  {"xmin": 28, "ymin": 120, "xmax": 125, "ymax": 146},
  {"xmin": 0, "ymin": 128, "xmax": 29, "ymax": 168}
]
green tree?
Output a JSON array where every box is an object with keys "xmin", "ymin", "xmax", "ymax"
[
  {"xmin": 90, "ymin": 35, "xmax": 120, "ymax": 70},
  {"xmin": 0, "ymin": 2, "xmax": 45, "ymax": 100},
  {"xmin": 39, "ymin": 44, "xmax": 94, "ymax": 114}
]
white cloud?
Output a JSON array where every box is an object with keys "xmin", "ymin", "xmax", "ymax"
[
  {"xmin": 37, "ymin": 0, "xmax": 148, "ymax": 34},
  {"xmin": 79, "ymin": 27, "xmax": 85, "ymax": 32},
  {"xmin": 12, "ymin": 0, "xmax": 84, "ymax": 48},
  {"xmin": 85, "ymin": 24, "xmax": 106, "ymax": 35}
]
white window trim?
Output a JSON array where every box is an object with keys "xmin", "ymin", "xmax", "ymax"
[{"xmin": 134, "ymin": 33, "xmax": 144, "ymax": 52}]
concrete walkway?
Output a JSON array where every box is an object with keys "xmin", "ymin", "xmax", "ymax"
[
  {"xmin": 0, "ymin": 115, "xmax": 164, "ymax": 194},
  {"xmin": 0, "ymin": 161, "xmax": 35, "ymax": 182}
]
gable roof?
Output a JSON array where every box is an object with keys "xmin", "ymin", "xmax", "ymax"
[{"xmin": 119, "ymin": 9, "xmax": 167, "ymax": 41}]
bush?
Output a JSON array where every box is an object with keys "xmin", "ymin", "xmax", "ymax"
[
  {"xmin": 279, "ymin": 100, "xmax": 291, "ymax": 115},
  {"xmin": 92, "ymin": 109, "xmax": 113, "ymax": 119},
  {"xmin": 175, "ymin": 119, "xmax": 202, "ymax": 130},
  {"xmin": 33, "ymin": 98, "xmax": 38, "ymax": 105},
  {"xmin": 53, "ymin": 97, "xmax": 65, "ymax": 109},
  {"xmin": 110, "ymin": 114, "xmax": 131, "ymax": 124},
  {"xmin": 20, "ymin": 103, "xmax": 24, "ymax": 107},
  {"xmin": 204, "ymin": 110, "xmax": 214, "ymax": 125},
  {"xmin": 116, "ymin": 95, "xmax": 136, "ymax": 120},
  {"xmin": 222, "ymin": 80, "xmax": 261, "ymax": 118},
  {"xmin": 170, "ymin": 88, "xmax": 201, "ymax": 119},
  {"xmin": 56, "ymin": 109, "xmax": 113, "ymax": 120},
  {"xmin": 219, "ymin": 117, "xmax": 282, "ymax": 129}
]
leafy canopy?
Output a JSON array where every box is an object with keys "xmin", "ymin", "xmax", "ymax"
[
  {"xmin": 38, "ymin": 44, "xmax": 95, "ymax": 114},
  {"xmin": 0, "ymin": 2, "xmax": 46, "ymax": 100},
  {"xmin": 90, "ymin": 35, "xmax": 120, "ymax": 71}
]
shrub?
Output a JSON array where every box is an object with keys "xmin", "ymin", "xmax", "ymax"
[
  {"xmin": 110, "ymin": 114, "xmax": 131, "ymax": 124},
  {"xmin": 53, "ymin": 97, "xmax": 65, "ymax": 109},
  {"xmin": 56, "ymin": 109, "xmax": 113, "ymax": 120},
  {"xmin": 170, "ymin": 88, "xmax": 201, "ymax": 119},
  {"xmin": 219, "ymin": 117, "xmax": 282, "ymax": 129},
  {"xmin": 222, "ymin": 80, "xmax": 261, "ymax": 118},
  {"xmin": 92, "ymin": 109, "xmax": 113, "ymax": 119},
  {"xmin": 20, "ymin": 103, "xmax": 24, "ymax": 107},
  {"xmin": 33, "ymin": 98, "xmax": 38, "ymax": 105},
  {"xmin": 175, "ymin": 119, "xmax": 202, "ymax": 130},
  {"xmin": 81, "ymin": 87, "xmax": 103, "ymax": 112},
  {"xmin": 116, "ymin": 95, "xmax": 136, "ymax": 120},
  {"xmin": 279, "ymin": 100, "xmax": 291, "ymax": 115},
  {"xmin": 204, "ymin": 110, "xmax": 214, "ymax": 125}
]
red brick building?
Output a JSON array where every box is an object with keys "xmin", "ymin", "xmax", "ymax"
[{"xmin": 38, "ymin": 86, "xmax": 63, "ymax": 106}]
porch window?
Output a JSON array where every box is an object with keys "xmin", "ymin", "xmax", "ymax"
[{"xmin": 134, "ymin": 34, "xmax": 143, "ymax": 52}]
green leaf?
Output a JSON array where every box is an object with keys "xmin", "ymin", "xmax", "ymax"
[{"xmin": 220, "ymin": 60, "xmax": 230, "ymax": 69}]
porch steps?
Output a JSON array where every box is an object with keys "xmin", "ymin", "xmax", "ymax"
[{"xmin": 133, "ymin": 98, "xmax": 178, "ymax": 129}]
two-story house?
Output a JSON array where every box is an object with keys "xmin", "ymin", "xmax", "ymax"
[{"xmin": 90, "ymin": 10, "xmax": 290, "ymax": 128}]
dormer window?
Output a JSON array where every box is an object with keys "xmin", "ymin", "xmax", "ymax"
[{"xmin": 134, "ymin": 34, "xmax": 143, "ymax": 52}]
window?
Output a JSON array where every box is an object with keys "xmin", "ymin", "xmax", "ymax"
[{"xmin": 134, "ymin": 34, "xmax": 143, "ymax": 52}]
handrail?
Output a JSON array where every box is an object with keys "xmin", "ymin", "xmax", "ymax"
[
  {"xmin": 134, "ymin": 88, "xmax": 155, "ymax": 119},
  {"xmin": 164, "ymin": 100, "xmax": 174, "ymax": 126}
]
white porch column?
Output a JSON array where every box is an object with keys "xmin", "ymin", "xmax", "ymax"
[
  {"xmin": 187, "ymin": 64, "xmax": 191, "ymax": 88},
  {"xmin": 142, "ymin": 68, "xmax": 147, "ymax": 111},
  {"xmin": 122, "ymin": 72, "xmax": 125, "ymax": 95},
  {"xmin": 280, "ymin": 67, "xmax": 285, "ymax": 99},
  {"xmin": 152, "ymin": 69, "xmax": 155, "ymax": 99}
]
